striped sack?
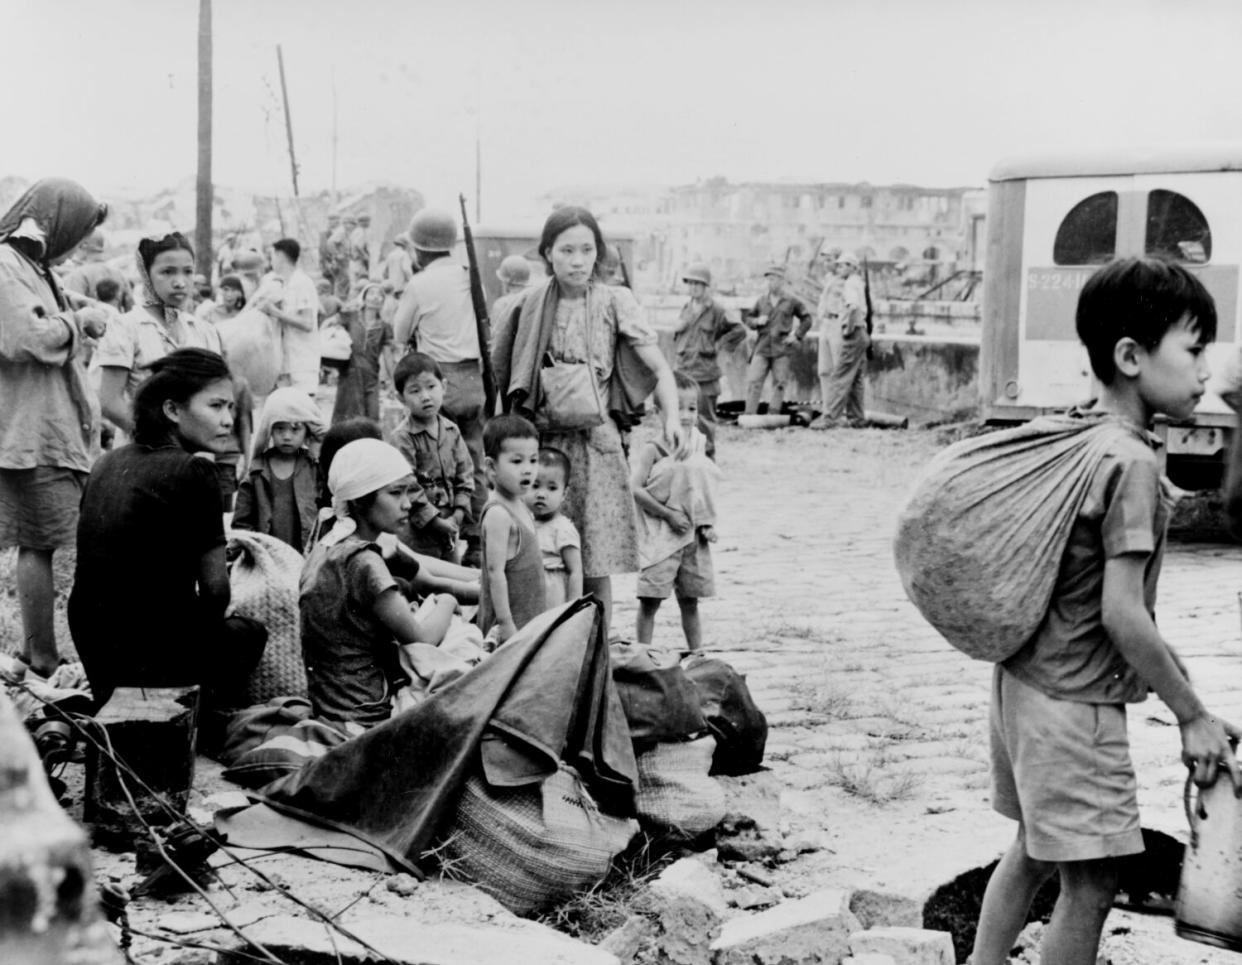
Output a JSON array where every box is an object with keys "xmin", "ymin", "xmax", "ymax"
[
  {"xmin": 635, "ymin": 736, "xmax": 725, "ymax": 839},
  {"xmin": 442, "ymin": 764, "xmax": 638, "ymax": 915},
  {"xmin": 227, "ymin": 530, "xmax": 308, "ymax": 702}
]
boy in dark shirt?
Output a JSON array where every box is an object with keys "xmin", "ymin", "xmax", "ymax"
[{"xmin": 972, "ymin": 257, "xmax": 1241, "ymax": 965}]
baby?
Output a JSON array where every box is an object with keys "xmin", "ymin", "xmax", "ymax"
[{"xmin": 525, "ymin": 447, "xmax": 583, "ymax": 608}]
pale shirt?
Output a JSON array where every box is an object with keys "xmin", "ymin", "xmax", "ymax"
[
  {"xmin": 392, "ymin": 258, "xmax": 479, "ymax": 363},
  {"xmin": 94, "ymin": 305, "xmax": 224, "ymax": 399},
  {"xmin": 277, "ymin": 268, "xmax": 321, "ymax": 384}
]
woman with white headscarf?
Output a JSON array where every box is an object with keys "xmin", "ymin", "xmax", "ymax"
[{"xmin": 300, "ymin": 438, "xmax": 458, "ymax": 725}]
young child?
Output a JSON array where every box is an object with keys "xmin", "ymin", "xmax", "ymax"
[
  {"xmin": 632, "ymin": 371, "xmax": 721, "ymax": 652},
  {"xmin": 525, "ymin": 447, "xmax": 583, "ymax": 608},
  {"xmin": 387, "ymin": 352, "xmax": 475, "ymax": 561},
  {"xmin": 971, "ymin": 257, "xmax": 1241, "ymax": 965},
  {"xmin": 234, "ymin": 388, "xmax": 323, "ymax": 551},
  {"xmin": 300, "ymin": 438, "xmax": 458, "ymax": 726},
  {"xmin": 478, "ymin": 414, "xmax": 546, "ymax": 644}
]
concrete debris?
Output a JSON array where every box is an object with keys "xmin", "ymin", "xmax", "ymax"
[
  {"xmin": 648, "ymin": 856, "xmax": 728, "ymax": 965},
  {"xmin": 848, "ymin": 889, "xmax": 923, "ymax": 929},
  {"xmin": 216, "ymin": 914, "xmax": 619, "ymax": 965},
  {"xmin": 716, "ymin": 814, "xmax": 783, "ymax": 864},
  {"xmin": 848, "ymin": 927, "xmax": 955, "ymax": 965},
  {"xmin": 598, "ymin": 913, "xmax": 655, "ymax": 965},
  {"xmin": 386, "ymin": 873, "xmax": 420, "ymax": 897},
  {"xmin": 729, "ymin": 885, "xmax": 782, "ymax": 910},
  {"xmin": 710, "ymin": 888, "xmax": 860, "ymax": 965},
  {"xmin": 843, "ymin": 956, "xmax": 898, "ymax": 965}
]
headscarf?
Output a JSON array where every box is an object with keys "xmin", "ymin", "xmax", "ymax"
[
  {"xmin": 0, "ymin": 177, "xmax": 107, "ymax": 308},
  {"xmin": 318, "ymin": 438, "xmax": 412, "ymax": 547},
  {"xmin": 252, "ymin": 385, "xmax": 327, "ymax": 459},
  {"xmin": 136, "ymin": 232, "xmax": 195, "ymax": 328},
  {"xmin": 251, "ymin": 387, "xmax": 328, "ymax": 460}
]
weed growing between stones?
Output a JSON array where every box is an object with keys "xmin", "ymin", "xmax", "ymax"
[
  {"xmin": 823, "ymin": 751, "xmax": 922, "ymax": 805},
  {"xmin": 533, "ymin": 835, "xmax": 676, "ymax": 943},
  {"xmin": 787, "ymin": 679, "xmax": 855, "ymax": 719}
]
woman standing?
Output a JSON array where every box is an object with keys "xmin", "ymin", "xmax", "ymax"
[
  {"xmin": 95, "ymin": 232, "xmax": 225, "ymax": 440},
  {"xmin": 69, "ymin": 348, "xmax": 267, "ymax": 708},
  {"xmin": 0, "ymin": 178, "xmax": 110, "ymax": 678},
  {"xmin": 199, "ymin": 274, "xmax": 246, "ymax": 325},
  {"xmin": 331, "ymin": 281, "xmax": 393, "ymax": 424},
  {"xmin": 501, "ymin": 207, "xmax": 683, "ymax": 632}
]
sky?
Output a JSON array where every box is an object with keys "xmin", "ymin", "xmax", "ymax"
[{"xmin": 6, "ymin": 0, "xmax": 1242, "ymax": 221}]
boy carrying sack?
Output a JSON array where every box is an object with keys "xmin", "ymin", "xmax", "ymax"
[{"xmin": 896, "ymin": 257, "xmax": 1240, "ymax": 965}]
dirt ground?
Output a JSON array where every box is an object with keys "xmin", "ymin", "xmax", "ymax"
[{"xmin": 6, "ymin": 422, "xmax": 1242, "ymax": 964}]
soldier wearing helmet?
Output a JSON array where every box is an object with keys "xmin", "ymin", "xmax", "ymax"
[
  {"xmin": 811, "ymin": 251, "xmax": 868, "ymax": 429},
  {"xmin": 392, "ymin": 208, "xmax": 487, "ymax": 566},
  {"xmin": 674, "ymin": 264, "xmax": 745, "ymax": 448},
  {"xmin": 742, "ymin": 263, "xmax": 812, "ymax": 415}
]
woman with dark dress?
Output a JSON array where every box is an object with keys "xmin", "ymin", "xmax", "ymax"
[{"xmin": 68, "ymin": 348, "xmax": 267, "ymax": 708}]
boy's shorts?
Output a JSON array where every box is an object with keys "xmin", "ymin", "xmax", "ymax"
[
  {"xmin": 637, "ymin": 538, "xmax": 714, "ymax": 600},
  {"xmin": 990, "ymin": 665, "xmax": 1144, "ymax": 863}
]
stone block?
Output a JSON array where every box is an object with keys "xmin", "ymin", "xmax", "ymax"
[
  {"xmin": 843, "ymin": 957, "xmax": 897, "ymax": 965},
  {"xmin": 848, "ymin": 927, "xmax": 954, "ymax": 965},
  {"xmin": 215, "ymin": 914, "xmax": 617, "ymax": 965},
  {"xmin": 710, "ymin": 888, "xmax": 859, "ymax": 965},
  {"xmin": 599, "ymin": 914, "xmax": 655, "ymax": 965},
  {"xmin": 85, "ymin": 686, "xmax": 199, "ymax": 858},
  {"xmin": 649, "ymin": 856, "xmax": 728, "ymax": 965},
  {"xmin": 848, "ymin": 889, "xmax": 922, "ymax": 929}
]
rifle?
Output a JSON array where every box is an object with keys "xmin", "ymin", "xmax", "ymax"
[
  {"xmin": 863, "ymin": 258, "xmax": 875, "ymax": 361},
  {"xmin": 458, "ymin": 193, "xmax": 497, "ymax": 415},
  {"xmin": 617, "ymin": 249, "xmax": 633, "ymax": 290}
]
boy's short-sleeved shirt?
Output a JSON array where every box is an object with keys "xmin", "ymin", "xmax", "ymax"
[
  {"xmin": 1004, "ymin": 421, "xmax": 1171, "ymax": 705},
  {"xmin": 300, "ymin": 534, "xmax": 400, "ymax": 725}
]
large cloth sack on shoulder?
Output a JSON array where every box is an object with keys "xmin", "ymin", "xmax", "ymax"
[
  {"xmin": 893, "ymin": 415, "xmax": 1140, "ymax": 662},
  {"xmin": 683, "ymin": 656, "xmax": 767, "ymax": 776},
  {"xmin": 610, "ymin": 641, "xmax": 708, "ymax": 749},
  {"xmin": 635, "ymin": 736, "xmax": 725, "ymax": 839},
  {"xmin": 442, "ymin": 764, "xmax": 638, "ymax": 915},
  {"xmin": 227, "ymin": 530, "xmax": 307, "ymax": 702},
  {"xmin": 215, "ymin": 308, "xmax": 281, "ymax": 396}
]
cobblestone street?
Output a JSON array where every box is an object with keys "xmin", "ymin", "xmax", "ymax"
[{"xmin": 613, "ymin": 424, "xmax": 1242, "ymax": 962}]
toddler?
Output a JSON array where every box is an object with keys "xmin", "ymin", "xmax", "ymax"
[
  {"xmin": 632, "ymin": 371, "xmax": 721, "ymax": 652},
  {"xmin": 525, "ymin": 447, "xmax": 583, "ymax": 608},
  {"xmin": 234, "ymin": 388, "xmax": 323, "ymax": 551},
  {"xmin": 478, "ymin": 414, "xmax": 546, "ymax": 644},
  {"xmin": 387, "ymin": 352, "xmax": 474, "ymax": 561}
]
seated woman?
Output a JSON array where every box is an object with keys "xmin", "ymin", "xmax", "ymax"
[
  {"xmin": 300, "ymin": 438, "xmax": 459, "ymax": 725},
  {"xmin": 315, "ymin": 418, "xmax": 480, "ymax": 603},
  {"xmin": 68, "ymin": 348, "xmax": 267, "ymax": 708}
]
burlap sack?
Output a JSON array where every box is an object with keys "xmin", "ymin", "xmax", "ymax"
[
  {"xmin": 893, "ymin": 415, "xmax": 1144, "ymax": 661},
  {"xmin": 227, "ymin": 530, "xmax": 307, "ymax": 702},
  {"xmin": 635, "ymin": 736, "xmax": 725, "ymax": 839},
  {"xmin": 442, "ymin": 764, "xmax": 638, "ymax": 915},
  {"xmin": 215, "ymin": 308, "xmax": 281, "ymax": 397}
]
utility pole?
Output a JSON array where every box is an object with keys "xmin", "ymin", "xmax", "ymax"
[
  {"xmin": 276, "ymin": 44, "xmax": 299, "ymax": 197},
  {"xmin": 195, "ymin": 0, "xmax": 213, "ymax": 279}
]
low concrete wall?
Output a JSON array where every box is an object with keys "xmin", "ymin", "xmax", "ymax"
[{"xmin": 653, "ymin": 328, "xmax": 980, "ymax": 424}]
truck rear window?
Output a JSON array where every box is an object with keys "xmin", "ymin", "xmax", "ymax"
[
  {"xmin": 1145, "ymin": 190, "xmax": 1210, "ymax": 263},
  {"xmin": 1053, "ymin": 192, "xmax": 1117, "ymax": 265}
]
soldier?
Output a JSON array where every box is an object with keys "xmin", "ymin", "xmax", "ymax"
[
  {"xmin": 333, "ymin": 215, "xmax": 356, "ymax": 299},
  {"xmin": 318, "ymin": 214, "xmax": 340, "ymax": 288},
  {"xmin": 674, "ymin": 264, "xmax": 745, "ymax": 447},
  {"xmin": 349, "ymin": 213, "xmax": 372, "ymax": 287},
  {"xmin": 63, "ymin": 229, "xmax": 133, "ymax": 313},
  {"xmin": 742, "ymin": 264, "xmax": 811, "ymax": 415},
  {"xmin": 813, "ymin": 251, "xmax": 869, "ymax": 429},
  {"xmin": 392, "ymin": 209, "xmax": 487, "ymax": 566}
]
